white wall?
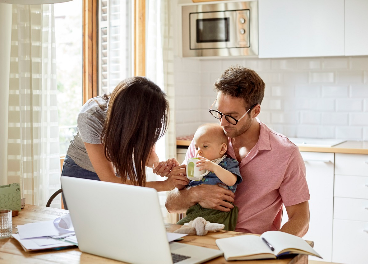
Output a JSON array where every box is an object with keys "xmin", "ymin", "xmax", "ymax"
[{"xmin": 174, "ymin": 56, "xmax": 368, "ymax": 140}]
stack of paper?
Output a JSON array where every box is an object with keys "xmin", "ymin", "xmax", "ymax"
[
  {"xmin": 12, "ymin": 213, "xmax": 78, "ymax": 251},
  {"xmin": 13, "ymin": 212, "xmax": 186, "ymax": 252}
]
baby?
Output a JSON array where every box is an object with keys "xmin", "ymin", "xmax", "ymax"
[{"xmin": 177, "ymin": 123, "xmax": 242, "ymax": 231}]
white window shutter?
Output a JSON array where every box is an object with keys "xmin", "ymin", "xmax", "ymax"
[{"xmin": 99, "ymin": 0, "xmax": 133, "ymax": 95}]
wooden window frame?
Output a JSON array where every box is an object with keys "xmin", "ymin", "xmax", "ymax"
[
  {"xmin": 134, "ymin": 0, "xmax": 145, "ymax": 76},
  {"xmin": 83, "ymin": 0, "xmax": 98, "ymax": 104}
]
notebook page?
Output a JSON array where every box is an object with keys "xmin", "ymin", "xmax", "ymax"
[
  {"xmin": 261, "ymin": 231, "xmax": 321, "ymax": 257},
  {"xmin": 216, "ymin": 235, "xmax": 274, "ymax": 259}
]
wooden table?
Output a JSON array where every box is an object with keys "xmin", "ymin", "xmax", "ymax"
[{"xmin": 0, "ymin": 205, "xmax": 311, "ymax": 264}]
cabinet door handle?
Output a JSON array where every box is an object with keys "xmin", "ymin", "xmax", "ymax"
[
  {"xmin": 364, "ymin": 230, "xmax": 368, "ymax": 233},
  {"xmin": 303, "ymin": 159, "xmax": 331, "ymax": 163}
]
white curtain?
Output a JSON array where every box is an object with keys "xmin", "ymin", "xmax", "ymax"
[
  {"xmin": 146, "ymin": 0, "xmax": 177, "ymax": 223},
  {"xmin": 0, "ymin": 4, "xmax": 12, "ymax": 187},
  {"xmin": 7, "ymin": 4, "xmax": 61, "ymax": 207}
]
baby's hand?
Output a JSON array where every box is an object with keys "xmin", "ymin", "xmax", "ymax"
[{"xmin": 196, "ymin": 156, "xmax": 216, "ymax": 172}]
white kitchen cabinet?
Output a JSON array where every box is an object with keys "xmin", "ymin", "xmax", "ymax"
[
  {"xmin": 332, "ymin": 219, "xmax": 368, "ymax": 264},
  {"xmin": 333, "ymin": 153, "xmax": 368, "ymax": 264},
  {"xmin": 281, "ymin": 152, "xmax": 334, "ymax": 262},
  {"xmin": 334, "ymin": 197, "xmax": 368, "ymax": 222},
  {"xmin": 335, "ymin": 153, "xmax": 368, "ymax": 178},
  {"xmin": 335, "ymin": 174, "xmax": 368, "ymax": 199},
  {"xmin": 259, "ymin": 0, "xmax": 345, "ymax": 58},
  {"xmin": 345, "ymin": 0, "xmax": 368, "ymax": 56}
]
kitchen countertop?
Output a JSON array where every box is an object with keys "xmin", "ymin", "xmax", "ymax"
[
  {"xmin": 176, "ymin": 136, "xmax": 368, "ymax": 155},
  {"xmin": 297, "ymin": 141, "xmax": 368, "ymax": 154}
]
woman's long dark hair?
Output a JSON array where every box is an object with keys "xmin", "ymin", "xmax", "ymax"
[{"xmin": 101, "ymin": 77, "xmax": 169, "ymax": 186}]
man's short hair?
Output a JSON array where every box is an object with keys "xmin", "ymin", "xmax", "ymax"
[{"xmin": 214, "ymin": 65, "xmax": 265, "ymax": 108}]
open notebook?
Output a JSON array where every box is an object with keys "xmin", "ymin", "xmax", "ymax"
[
  {"xmin": 61, "ymin": 176, "xmax": 223, "ymax": 264},
  {"xmin": 216, "ymin": 231, "xmax": 321, "ymax": 261}
]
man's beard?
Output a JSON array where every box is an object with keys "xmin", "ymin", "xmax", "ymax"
[{"xmin": 223, "ymin": 118, "xmax": 252, "ymax": 138}]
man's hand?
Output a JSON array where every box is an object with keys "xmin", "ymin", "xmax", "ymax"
[{"xmin": 192, "ymin": 184, "xmax": 235, "ymax": 212}]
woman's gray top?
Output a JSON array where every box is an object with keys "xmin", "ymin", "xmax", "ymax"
[{"xmin": 66, "ymin": 97, "xmax": 108, "ymax": 172}]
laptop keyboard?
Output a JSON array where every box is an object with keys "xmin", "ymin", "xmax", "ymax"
[{"xmin": 171, "ymin": 253, "xmax": 191, "ymax": 263}]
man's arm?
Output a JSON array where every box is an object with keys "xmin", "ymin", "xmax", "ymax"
[
  {"xmin": 280, "ymin": 201, "xmax": 310, "ymax": 237},
  {"xmin": 166, "ymin": 184, "xmax": 235, "ymax": 213},
  {"xmin": 165, "ymin": 188, "xmax": 196, "ymax": 213}
]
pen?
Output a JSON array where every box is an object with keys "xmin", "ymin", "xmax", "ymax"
[{"xmin": 262, "ymin": 237, "xmax": 274, "ymax": 251}]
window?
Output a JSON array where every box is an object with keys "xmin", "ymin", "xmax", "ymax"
[
  {"xmin": 56, "ymin": 0, "xmax": 139, "ymax": 155},
  {"xmin": 99, "ymin": 0, "xmax": 133, "ymax": 95},
  {"xmin": 55, "ymin": 0, "xmax": 83, "ymax": 155}
]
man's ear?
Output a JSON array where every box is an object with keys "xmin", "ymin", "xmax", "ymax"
[
  {"xmin": 220, "ymin": 143, "xmax": 227, "ymax": 155},
  {"xmin": 252, "ymin": 104, "xmax": 261, "ymax": 118}
]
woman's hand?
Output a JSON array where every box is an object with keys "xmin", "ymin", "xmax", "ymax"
[
  {"xmin": 168, "ymin": 164, "xmax": 186, "ymax": 177},
  {"xmin": 153, "ymin": 158, "xmax": 179, "ymax": 177},
  {"xmin": 166, "ymin": 164, "xmax": 187, "ymax": 189},
  {"xmin": 164, "ymin": 173, "xmax": 189, "ymax": 190}
]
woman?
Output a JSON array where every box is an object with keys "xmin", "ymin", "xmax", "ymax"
[{"xmin": 62, "ymin": 77, "xmax": 188, "ymax": 205}]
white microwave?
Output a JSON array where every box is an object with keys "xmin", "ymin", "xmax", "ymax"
[{"xmin": 182, "ymin": 1, "xmax": 258, "ymax": 58}]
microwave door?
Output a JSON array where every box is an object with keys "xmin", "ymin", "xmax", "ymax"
[
  {"xmin": 190, "ymin": 10, "xmax": 249, "ymax": 50},
  {"xmin": 196, "ymin": 17, "xmax": 230, "ymax": 45}
]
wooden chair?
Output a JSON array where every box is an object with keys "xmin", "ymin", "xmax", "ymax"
[
  {"xmin": 46, "ymin": 188, "xmax": 63, "ymax": 207},
  {"xmin": 46, "ymin": 157, "xmax": 65, "ymax": 208}
]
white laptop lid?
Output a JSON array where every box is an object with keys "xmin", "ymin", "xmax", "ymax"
[{"xmin": 61, "ymin": 176, "xmax": 173, "ymax": 264}]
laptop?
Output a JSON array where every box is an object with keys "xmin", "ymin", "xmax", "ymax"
[{"xmin": 61, "ymin": 176, "xmax": 223, "ymax": 264}]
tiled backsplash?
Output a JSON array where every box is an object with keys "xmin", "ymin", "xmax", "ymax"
[{"xmin": 174, "ymin": 56, "xmax": 368, "ymax": 140}]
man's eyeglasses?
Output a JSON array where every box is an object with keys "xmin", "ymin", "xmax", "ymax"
[{"xmin": 208, "ymin": 100, "xmax": 258, "ymax": 125}]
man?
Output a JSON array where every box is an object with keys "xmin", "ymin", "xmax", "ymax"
[{"xmin": 160, "ymin": 66, "xmax": 310, "ymax": 237}]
